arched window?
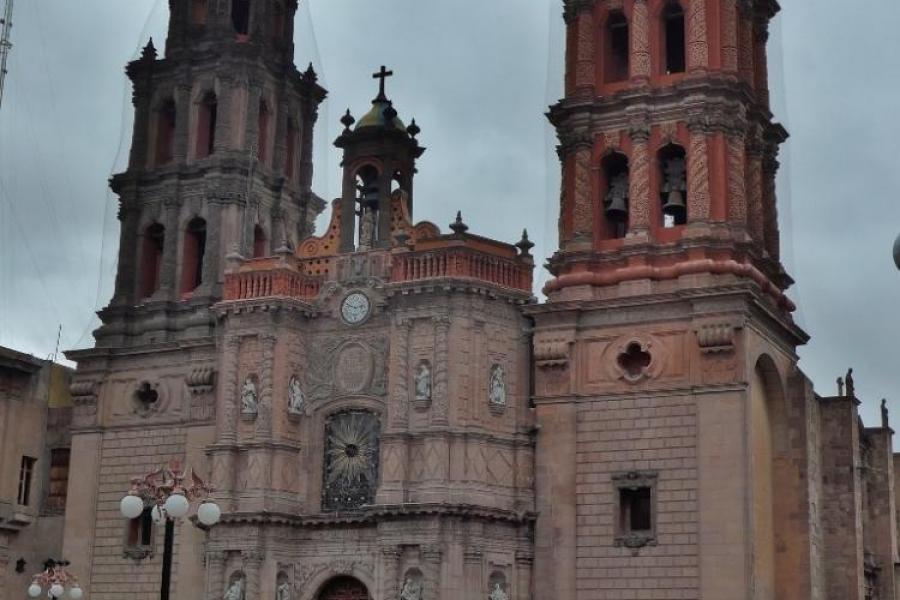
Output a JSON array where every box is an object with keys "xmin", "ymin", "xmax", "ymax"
[
  {"xmin": 191, "ymin": 0, "xmax": 208, "ymax": 25},
  {"xmin": 232, "ymin": 0, "xmax": 250, "ymax": 36},
  {"xmin": 181, "ymin": 217, "xmax": 207, "ymax": 294},
  {"xmin": 154, "ymin": 100, "xmax": 176, "ymax": 166},
  {"xmin": 355, "ymin": 165, "xmax": 380, "ymax": 250},
  {"xmin": 662, "ymin": 2, "xmax": 686, "ymax": 74},
  {"xmin": 139, "ymin": 224, "xmax": 165, "ymax": 298},
  {"xmin": 284, "ymin": 118, "xmax": 298, "ymax": 180},
  {"xmin": 604, "ymin": 11, "xmax": 629, "ymax": 83},
  {"xmin": 196, "ymin": 92, "xmax": 217, "ymax": 159},
  {"xmin": 658, "ymin": 144, "xmax": 687, "ymax": 227},
  {"xmin": 257, "ymin": 100, "xmax": 270, "ymax": 165},
  {"xmin": 601, "ymin": 152, "xmax": 629, "ymax": 239},
  {"xmin": 253, "ymin": 225, "xmax": 267, "ymax": 258}
]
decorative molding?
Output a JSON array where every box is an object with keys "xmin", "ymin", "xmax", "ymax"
[
  {"xmin": 187, "ymin": 366, "xmax": 216, "ymax": 395},
  {"xmin": 534, "ymin": 337, "xmax": 571, "ymax": 369}
]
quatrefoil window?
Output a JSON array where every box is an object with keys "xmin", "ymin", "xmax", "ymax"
[
  {"xmin": 136, "ymin": 382, "xmax": 159, "ymax": 406},
  {"xmin": 617, "ymin": 342, "xmax": 652, "ymax": 380}
]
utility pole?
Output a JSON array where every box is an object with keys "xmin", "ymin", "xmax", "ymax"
[{"xmin": 0, "ymin": 0, "xmax": 13, "ymax": 111}]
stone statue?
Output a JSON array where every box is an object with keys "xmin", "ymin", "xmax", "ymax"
[
  {"xmin": 287, "ymin": 376, "xmax": 304, "ymax": 415},
  {"xmin": 399, "ymin": 574, "xmax": 423, "ymax": 600},
  {"xmin": 488, "ymin": 583, "xmax": 508, "ymax": 600},
  {"xmin": 358, "ymin": 209, "xmax": 376, "ymax": 251},
  {"xmin": 489, "ymin": 365, "xmax": 506, "ymax": 407},
  {"xmin": 845, "ymin": 368, "xmax": 855, "ymax": 399},
  {"xmin": 276, "ymin": 580, "xmax": 291, "ymax": 600},
  {"xmin": 415, "ymin": 362, "xmax": 432, "ymax": 401},
  {"xmin": 224, "ymin": 578, "xmax": 244, "ymax": 600},
  {"xmin": 241, "ymin": 377, "xmax": 258, "ymax": 414},
  {"xmin": 837, "ymin": 377, "xmax": 844, "ymax": 397},
  {"xmin": 882, "ymin": 399, "xmax": 890, "ymax": 428}
]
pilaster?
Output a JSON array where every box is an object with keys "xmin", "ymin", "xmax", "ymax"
[
  {"xmin": 627, "ymin": 125, "xmax": 651, "ymax": 235},
  {"xmin": 205, "ymin": 551, "xmax": 226, "ymax": 600},
  {"xmin": 630, "ymin": 0, "xmax": 651, "ymax": 84}
]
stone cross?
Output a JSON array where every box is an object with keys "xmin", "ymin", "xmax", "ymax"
[{"xmin": 373, "ymin": 65, "xmax": 393, "ymax": 99}]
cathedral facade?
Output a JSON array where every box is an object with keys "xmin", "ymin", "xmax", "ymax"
[{"xmin": 46, "ymin": 1, "xmax": 900, "ymax": 600}]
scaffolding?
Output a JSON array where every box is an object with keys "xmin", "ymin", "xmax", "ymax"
[{"xmin": 0, "ymin": 0, "xmax": 13, "ymax": 111}]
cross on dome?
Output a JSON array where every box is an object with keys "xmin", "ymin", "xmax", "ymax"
[{"xmin": 372, "ymin": 65, "xmax": 394, "ymax": 101}]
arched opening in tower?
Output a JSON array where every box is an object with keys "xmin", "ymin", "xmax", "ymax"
[
  {"xmin": 154, "ymin": 99, "xmax": 176, "ymax": 166},
  {"xmin": 139, "ymin": 223, "xmax": 165, "ymax": 298},
  {"xmin": 354, "ymin": 165, "xmax": 380, "ymax": 251},
  {"xmin": 181, "ymin": 217, "xmax": 207, "ymax": 294},
  {"xmin": 253, "ymin": 225, "xmax": 267, "ymax": 258},
  {"xmin": 197, "ymin": 92, "xmax": 217, "ymax": 158},
  {"xmin": 604, "ymin": 11, "xmax": 629, "ymax": 83},
  {"xmin": 658, "ymin": 144, "xmax": 687, "ymax": 227},
  {"xmin": 191, "ymin": 0, "xmax": 208, "ymax": 26},
  {"xmin": 601, "ymin": 152, "xmax": 629, "ymax": 239},
  {"xmin": 232, "ymin": 0, "xmax": 251, "ymax": 36},
  {"xmin": 662, "ymin": 2, "xmax": 686, "ymax": 74}
]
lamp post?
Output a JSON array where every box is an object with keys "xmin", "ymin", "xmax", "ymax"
[
  {"xmin": 119, "ymin": 459, "xmax": 221, "ymax": 600},
  {"xmin": 26, "ymin": 559, "xmax": 83, "ymax": 599}
]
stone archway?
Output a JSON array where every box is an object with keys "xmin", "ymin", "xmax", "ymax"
[{"xmin": 317, "ymin": 576, "xmax": 371, "ymax": 600}]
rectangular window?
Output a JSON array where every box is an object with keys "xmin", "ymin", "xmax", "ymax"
[
  {"xmin": 125, "ymin": 506, "xmax": 154, "ymax": 559},
  {"xmin": 47, "ymin": 448, "xmax": 71, "ymax": 510},
  {"xmin": 620, "ymin": 487, "xmax": 652, "ymax": 532},
  {"xmin": 17, "ymin": 456, "xmax": 36, "ymax": 506},
  {"xmin": 613, "ymin": 471, "xmax": 658, "ymax": 550}
]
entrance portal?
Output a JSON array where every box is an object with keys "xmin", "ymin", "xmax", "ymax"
[{"xmin": 318, "ymin": 576, "xmax": 371, "ymax": 600}]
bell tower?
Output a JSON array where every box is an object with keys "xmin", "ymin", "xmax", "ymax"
[
  {"xmin": 97, "ymin": 0, "xmax": 326, "ymax": 347},
  {"xmin": 530, "ymin": 1, "xmax": 815, "ymax": 599}
]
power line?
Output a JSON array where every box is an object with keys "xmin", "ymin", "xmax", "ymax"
[{"xmin": 0, "ymin": 0, "xmax": 13, "ymax": 111}]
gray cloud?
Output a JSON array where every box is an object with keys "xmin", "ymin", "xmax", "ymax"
[{"xmin": 0, "ymin": 0, "xmax": 897, "ymax": 431}]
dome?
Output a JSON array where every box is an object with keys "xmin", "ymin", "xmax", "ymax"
[{"xmin": 355, "ymin": 100, "xmax": 406, "ymax": 131}]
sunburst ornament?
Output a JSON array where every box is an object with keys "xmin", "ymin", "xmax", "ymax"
[{"xmin": 323, "ymin": 411, "xmax": 380, "ymax": 510}]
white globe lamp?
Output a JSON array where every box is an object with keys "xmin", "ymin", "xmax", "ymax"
[
  {"xmin": 68, "ymin": 586, "xmax": 83, "ymax": 600},
  {"xmin": 197, "ymin": 501, "xmax": 221, "ymax": 527},
  {"xmin": 164, "ymin": 493, "xmax": 190, "ymax": 519},
  {"xmin": 50, "ymin": 583, "xmax": 65, "ymax": 598},
  {"xmin": 119, "ymin": 495, "xmax": 144, "ymax": 519},
  {"xmin": 27, "ymin": 584, "xmax": 42, "ymax": 598},
  {"xmin": 893, "ymin": 233, "xmax": 900, "ymax": 270}
]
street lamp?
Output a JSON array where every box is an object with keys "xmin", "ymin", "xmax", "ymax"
[
  {"xmin": 893, "ymin": 233, "xmax": 900, "ymax": 270},
  {"xmin": 120, "ymin": 460, "xmax": 221, "ymax": 600},
  {"xmin": 26, "ymin": 559, "xmax": 83, "ymax": 599}
]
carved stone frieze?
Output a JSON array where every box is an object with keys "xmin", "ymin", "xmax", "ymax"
[
  {"xmin": 187, "ymin": 366, "xmax": 216, "ymax": 395},
  {"xmin": 534, "ymin": 337, "xmax": 571, "ymax": 369},
  {"xmin": 305, "ymin": 335, "xmax": 388, "ymax": 401},
  {"xmin": 695, "ymin": 323, "xmax": 737, "ymax": 354}
]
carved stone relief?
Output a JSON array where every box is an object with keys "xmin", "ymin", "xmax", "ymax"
[
  {"xmin": 241, "ymin": 376, "xmax": 259, "ymax": 416},
  {"xmin": 306, "ymin": 336, "xmax": 388, "ymax": 401},
  {"xmin": 414, "ymin": 361, "xmax": 432, "ymax": 408},
  {"xmin": 287, "ymin": 375, "xmax": 305, "ymax": 416},
  {"xmin": 489, "ymin": 364, "xmax": 507, "ymax": 410}
]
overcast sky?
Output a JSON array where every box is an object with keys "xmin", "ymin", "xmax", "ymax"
[{"xmin": 0, "ymin": 1, "xmax": 898, "ymax": 431}]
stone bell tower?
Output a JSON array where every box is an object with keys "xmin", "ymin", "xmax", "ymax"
[
  {"xmin": 529, "ymin": 1, "xmax": 818, "ymax": 599},
  {"xmin": 97, "ymin": 0, "xmax": 326, "ymax": 347}
]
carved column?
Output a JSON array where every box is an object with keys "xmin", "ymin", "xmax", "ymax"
[
  {"xmin": 200, "ymin": 197, "xmax": 223, "ymax": 295},
  {"xmin": 686, "ymin": 0, "xmax": 710, "ymax": 74},
  {"xmin": 738, "ymin": 6, "xmax": 755, "ymax": 86},
  {"xmin": 219, "ymin": 335, "xmax": 241, "ymax": 443},
  {"xmin": 128, "ymin": 72, "xmax": 152, "ymax": 170},
  {"xmin": 571, "ymin": 6, "xmax": 596, "ymax": 97},
  {"xmin": 721, "ymin": 0, "xmax": 739, "ymax": 73},
  {"xmin": 627, "ymin": 125, "xmax": 651, "ymax": 234},
  {"xmin": 381, "ymin": 546, "xmax": 401, "ymax": 600},
  {"xmin": 687, "ymin": 119, "xmax": 711, "ymax": 223},
  {"xmin": 431, "ymin": 316, "xmax": 450, "ymax": 426},
  {"xmin": 243, "ymin": 551, "xmax": 263, "ymax": 600},
  {"xmin": 216, "ymin": 75, "xmax": 236, "ymax": 154},
  {"xmin": 463, "ymin": 547, "xmax": 484, "ymax": 600},
  {"xmin": 205, "ymin": 551, "xmax": 226, "ymax": 600},
  {"xmin": 754, "ymin": 19, "xmax": 771, "ymax": 107},
  {"xmin": 569, "ymin": 139, "xmax": 594, "ymax": 248},
  {"xmin": 422, "ymin": 546, "xmax": 443, "ymax": 600},
  {"xmin": 391, "ymin": 318, "xmax": 412, "ymax": 429},
  {"xmin": 256, "ymin": 333, "xmax": 276, "ymax": 440},
  {"xmin": 515, "ymin": 552, "xmax": 534, "ymax": 600},
  {"xmin": 245, "ymin": 81, "xmax": 263, "ymax": 156},
  {"xmin": 630, "ymin": 0, "xmax": 651, "ymax": 84},
  {"xmin": 173, "ymin": 82, "xmax": 192, "ymax": 163},
  {"xmin": 159, "ymin": 198, "xmax": 181, "ymax": 297},
  {"xmin": 762, "ymin": 154, "xmax": 780, "ymax": 260},
  {"xmin": 112, "ymin": 203, "xmax": 141, "ymax": 305},
  {"xmin": 745, "ymin": 136, "xmax": 765, "ymax": 247},
  {"xmin": 726, "ymin": 131, "xmax": 748, "ymax": 229}
]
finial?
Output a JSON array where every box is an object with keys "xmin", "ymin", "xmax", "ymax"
[
  {"xmin": 303, "ymin": 62, "xmax": 318, "ymax": 82},
  {"xmin": 516, "ymin": 229, "xmax": 535, "ymax": 257},
  {"xmin": 372, "ymin": 65, "xmax": 394, "ymax": 101},
  {"xmin": 383, "ymin": 102, "xmax": 398, "ymax": 126},
  {"xmin": 341, "ymin": 109, "xmax": 355, "ymax": 132},
  {"xmin": 407, "ymin": 118, "xmax": 421, "ymax": 139},
  {"xmin": 141, "ymin": 38, "xmax": 157, "ymax": 61},
  {"xmin": 837, "ymin": 377, "xmax": 844, "ymax": 397},
  {"xmin": 450, "ymin": 211, "xmax": 469, "ymax": 236}
]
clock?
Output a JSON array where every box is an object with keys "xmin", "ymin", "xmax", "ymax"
[{"xmin": 340, "ymin": 292, "xmax": 371, "ymax": 324}]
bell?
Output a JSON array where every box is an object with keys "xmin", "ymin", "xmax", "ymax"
[
  {"xmin": 662, "ymin": 189, "xmax": 686, "ymax": 219},
  {"xmin": 605, "ymin": 193, "xmax": 628, "ymax": 221}
]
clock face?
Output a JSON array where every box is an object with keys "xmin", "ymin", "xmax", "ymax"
[{"xmin": 341, "ymin": 292, "xmax": 371, "ymax": 324}]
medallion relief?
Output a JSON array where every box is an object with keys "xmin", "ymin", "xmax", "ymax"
[{"xmin": 306, "ymin": 336, "xmax": 388, "ymax": 401}]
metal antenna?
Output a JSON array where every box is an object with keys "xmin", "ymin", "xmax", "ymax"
[{"xmin": 0, "ymin": 0, "xmax": 13, "ymax": 111}]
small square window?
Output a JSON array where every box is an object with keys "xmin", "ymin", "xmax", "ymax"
[{"xmin": 613, "ymin": 471, "xmax": 658, "ymax": 551}]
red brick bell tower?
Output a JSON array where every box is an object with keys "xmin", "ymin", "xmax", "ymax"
[{"xmin": 529, "ymin": 1, "xmax": 816, "ymax": 599}]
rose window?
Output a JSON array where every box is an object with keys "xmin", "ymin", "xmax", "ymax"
[{"xmin": 322, "ymin": 410, "xmax": 380, "ymax": 511}]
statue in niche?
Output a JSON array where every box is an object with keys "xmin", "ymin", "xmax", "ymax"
[
  {"xmin": 358, "ymin": 208, "xmax": 376, "ymax": 251},
  {"xmin": 276, "ymin": 580, "xmax": 291, "ymax": 600},
  {"xmin": 224, "ymin": 577, "xmax": 245, "ymax": 600},
  {"xmin": 488, "ymin": 583, "xmax": 508, "ymax": 600},
  {"xmin": 415, "ymin": 362, "xmax": 432, "ymax": 401},
  {"xmin": 287, "ymin": 376, "xmax": 305, "ymax": 415},
  {"xmin": 241, "ymin": 377, "xmax": 258, "ymax": 414},
  {"xmin": 399, "ymin": 573, "xmax": 423, "ymax": 600},
  {"xmin": 489, "ymin": 364, "xmax": 506, "ymax": 407}
]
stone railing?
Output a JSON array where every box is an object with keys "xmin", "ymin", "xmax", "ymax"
[
  {"xmin": 392, "ymin": 247, "xmax": 532, "ymax": 293},
  {"xmin": 224, "ymin": 259, "xmax": 323, "ymax": 302}
]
